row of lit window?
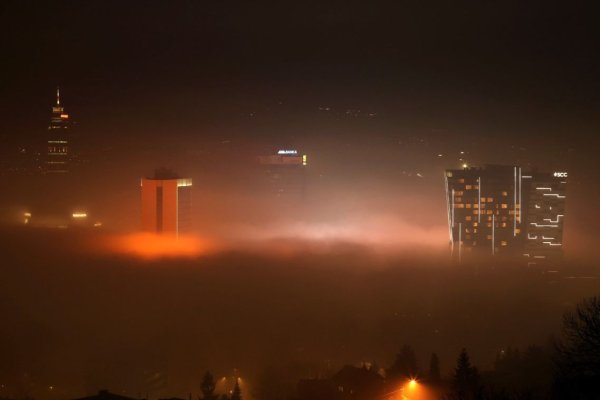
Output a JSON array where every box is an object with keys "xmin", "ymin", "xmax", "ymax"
[
  {"xmin": 454, "ymin": 202, "xmax": 511, "ymax": 209},
  {"xmin": 461, "ymin": 235, "xmax": 509, "ymax": 246}
]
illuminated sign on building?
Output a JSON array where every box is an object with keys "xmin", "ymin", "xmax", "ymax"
[
  {"xmin": 277, "ymin": 150, "xmax": 298, "ymax": 155},
  {"xmin": 553, "ymin": 172, "xmax": 568, "ymax": 178}
]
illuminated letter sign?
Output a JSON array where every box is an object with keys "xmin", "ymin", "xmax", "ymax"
[
  {"xmin": 553, "ymin": 172, "xmax": 568, "ymax": 178},
  {"xmin": 277, "ymin": 150, "xmax": 298, "ymax": 155}
]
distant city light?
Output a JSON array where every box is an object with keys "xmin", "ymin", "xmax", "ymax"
[{"xmin": 72, "ymin": 212, "xmax": 88, "ymax": 218}]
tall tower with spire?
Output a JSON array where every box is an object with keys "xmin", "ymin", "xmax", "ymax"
[{"xmin": 45, "ymin": 87, "xmax": 71, "ymax": 173}]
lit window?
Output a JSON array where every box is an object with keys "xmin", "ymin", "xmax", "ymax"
[
  {"xmin": 465, "ymin": 216, "xmax": 472, "ymax": 221},
  {"xmin": 466, "ymin": 204, "xmax": 472, "ymax": 208},
  {"xmin": 487, "ymin": 210, "xmax": 493, "ymax": 215},
  {"xmin": 458, "ymin": 179, "xmax": 465, "ymax": 183},
  {"xmin": 502, "ymin": 191, "xmax": 508, "ymax": 196},
  {"xmin": 454, "ymin": 204, "xmax": 464, "ymax": 208},
  {"xmin": 487, "ymin": 235, "xmax": 492, "ymax": 240},
  {"xmin": 501, "ymin": 204, "xmax": 508, "ymax": 209},
  {"xmin": 473, "ymin": 222, "xmax": 478, "ymax": 227},
  {"xmin": 481, "ymin": 198, "xmax": 486, "ymax": 203},
  {"xmin": 501, "ymin": 222, "xmax": 507, "ymax": 227},
  {"xmin": 501, "ymin": 241, "xmax": 508, "ymax": 246},
  {"xmin": 487, "ymin": 197, "xmax": 493, "ymax": 202},
  {"xmin": 465, "ymin": 185, "xmax": 472, "ymax": 190}
]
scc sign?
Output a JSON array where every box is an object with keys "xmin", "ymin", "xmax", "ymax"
[{"xmin": 553, "ymin": 172, "xmax": 568, "ymax": 178}]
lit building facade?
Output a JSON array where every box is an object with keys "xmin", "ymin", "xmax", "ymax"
[
  {"xmin": 257, "ymin": 149, "xmax": 307, "ymax": 197},
  {"xmin": 141, "ymin": 170, "xmax": 192, "ymax": 235},
  {"xmin": 445, "ymin": 165, "xmax": 523, "ymax": 261},
  {"xmin": 521, "ymin": 171, "xmax": 567, "ymax": 266},
  {"xmin": 445, "ymin": 165, "xmax": 566, "ymax": 265},
  {"xmin": 45, "ymin": 87, "xmax": 71, "ymax": 173}
]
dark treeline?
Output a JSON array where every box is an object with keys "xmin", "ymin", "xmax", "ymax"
[
  {"xmin": 193, "ymin": 294, "xmax": 600, "ymax": 400},
  {"xmin": 256, "ymin": 294, "xmax": 597, "ymax": 400},
  {"xmin": 1, "ymin": 295, "xmax": 599, "ymax": 400}
]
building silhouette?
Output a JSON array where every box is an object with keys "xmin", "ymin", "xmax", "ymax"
[
  {"xmin": 257, "ymin": 149, "xmax": 307, "ymax": 198},
  {"xmin": 521, "ymin": 171, "xmax": 567, "ymax": 266},
  {"xmin": 74, "ymin": 390, "xmax": 145, "ymax": 400},
  {"xmin": 141, "ymin": 168, "xmax": 192, "ymax": 235},
  {"xmin": 45, "ymin": 87, "xmax": 71, "ymax": 173},
  {"xmin": 445, "ymin": 165, "xmax": 566, "ymax": 266}
]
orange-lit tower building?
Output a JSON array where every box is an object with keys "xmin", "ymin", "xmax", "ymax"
[
  {"xmin": 45, "ymin": 87, "xmax": 71, "ymax": 173},
  {"xmin": 141, "ymin": 169, "xmax": 192, "ymax": 235}
]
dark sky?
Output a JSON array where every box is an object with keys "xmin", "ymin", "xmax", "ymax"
[
  {"xmin": 0, "ymin": 1, "xmax": 599, "ymax": 251},
  {"xmin": 1, "ymin": 0, "xmax": 598, "ymax": 134}
]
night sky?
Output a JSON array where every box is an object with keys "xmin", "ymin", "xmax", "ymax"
[
  {"xmin": 2, "ymin": 1, "xmax": 598, "ymax": 137},
  {"xmin": 2, "ymin": 0, "xmax": 598, "ymax": 253}
]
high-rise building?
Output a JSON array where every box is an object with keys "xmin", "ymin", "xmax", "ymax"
[
  {"xmin": 45, "ymin": 87, "xmax": 71, "ymax": 173},
  {"xmin": 141, "ymin": 169, "xmax": 192, "ymax": 235},
  {"xmin": 521, "ymin": 171, "xmax": 567, "ymax": 266},
  {"xmin": 444, "ymin": 164, "xmax": 566, "ymax": 266},
  {"xmin": 257, "ymin": 149, "xmax": 307, "ymax": 197}
]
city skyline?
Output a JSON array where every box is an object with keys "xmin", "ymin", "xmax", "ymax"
[{"xmin": 1, "ymin": 1, "xmax": 599, "ymax": 399}]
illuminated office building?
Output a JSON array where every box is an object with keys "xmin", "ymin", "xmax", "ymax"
[
  {"xmin": 521, "ymin": 171, "xmax": 567, "ymax": 266},
  {"xmin": 444, "ymin": 165, "xmax": 566, "ymax": 265},
  {"xmin": 445, "ymin": 165, "xmax": 523, "ymax": 260},
  {"xmin": 141, "ymin": 169, "xmax": 192, "ymax": 235},
  {"xmin": 257, "ymin": 149, "xmax": 307, "ymax": 197},
  {"xmin": 45, "ymin": 87, "xmax": 71, "ymax": 173}
]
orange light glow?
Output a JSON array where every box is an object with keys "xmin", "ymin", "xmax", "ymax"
[{"xmin": 105, "ymin": 232, "xmax": 214, "ymax": 259}]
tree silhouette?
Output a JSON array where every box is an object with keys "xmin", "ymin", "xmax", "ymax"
[
  {"xmin": 451, "ymin": 348, "xmax": 481, "ymax": 400},
  {"xmin": 387, "ymin": 345, "xmax": 419, "ymax": 380},
  {"xmin": 429, "ymin": 353, "xmax": 441, "ymax": 384},
  {"xmin": 230, "ymin": 380, "xmax": 242, "ymax": 400},
  {"xmin": 554, "ymin": 295, "xmax": 600, "ymax": 398},
  {"xmin": 200, "ymin": 371, "xmax": 219, "ymax": 400}
]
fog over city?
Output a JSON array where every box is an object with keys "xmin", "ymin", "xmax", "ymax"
[{"xmin": 1, "ymin": 1, "xmax": 600, "ymax": 400}]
